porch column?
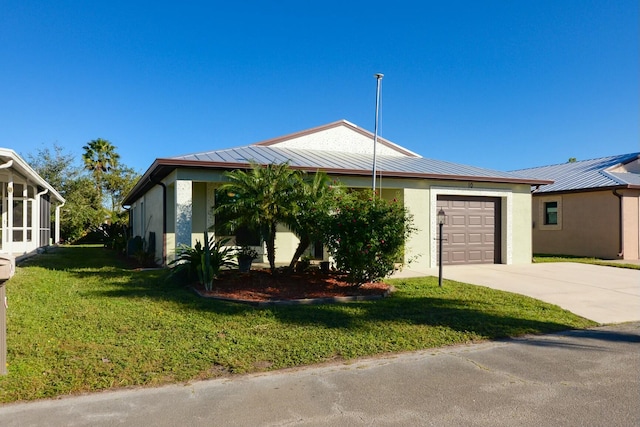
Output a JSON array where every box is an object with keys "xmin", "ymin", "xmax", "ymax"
[
  {"xmin": 35, "ymin": 189, "xmax": 48, "ymax": 248},
  {"xmin": 6, "ymin": 177, "xmax": 13, "ymax": 254},
  {"xmin": 175, "ymin": 180, "xmax": 193, "ymax": 247},
  {"xmin": 55, "ymin": 203, "xmax": 64, "ymax": 244}
]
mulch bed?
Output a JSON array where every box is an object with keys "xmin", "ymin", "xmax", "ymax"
[{"xmin": 191, "ymin": 268, "xmax": 392, "ymax": 304}]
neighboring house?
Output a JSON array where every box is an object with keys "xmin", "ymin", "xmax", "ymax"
[
  {"xmin": 122, "ymin": 120, "xmax": 549, "ymax": 269},
  {"xmin": 0, "ymin": 148, "xmax": 65, "ymax": 257},
  {"xmin": 513, "ymin": 153, "xmax": 640, "ymax": 260}
]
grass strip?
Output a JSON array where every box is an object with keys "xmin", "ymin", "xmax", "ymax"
[{"xmin": 533, "ymin": 254, "xmax": 640, "ymax": 270}]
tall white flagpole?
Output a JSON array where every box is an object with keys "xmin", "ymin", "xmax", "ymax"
[{"xmin": 372, "ymin": 73, "xmax": 384, "ymax": 194}]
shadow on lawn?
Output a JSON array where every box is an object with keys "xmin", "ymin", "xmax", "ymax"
[{"xmin": 20, "ymin": 246, "xmax": 603, "ymax": 341}]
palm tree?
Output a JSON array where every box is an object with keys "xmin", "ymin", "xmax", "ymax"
[
  {"xmin": 82, "ymin": 138, "xmax": 120, "ymax": 197},
  {"xmin": 216, "ymin": 162, "xmax": 303, "ymax": 272},
  {"xmin": 285, "ymin": 171, "xmax": 334, "ymax": 271}
]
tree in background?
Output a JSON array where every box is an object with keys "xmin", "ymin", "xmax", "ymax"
[
  {"xmin": 59, "ymin": 176, "xmax": 104, "ymax": 242},
  {"xmin": 103, "ymin": 164, "xmax": 139, "ymax": 221},
  {"xmin": 26, "ymin": 140, "xmax": 138, "ymax": 244},
  {"xmin": 26, "ymin": 144, "xmax": 100, "ymax": 242},
  {"xmin": 82, "ymin": 138, "xmax": 120, "ymax": 198},
  {"xmin": 25, "ymin": 143, "xmax": 77, "ymax": 191}
]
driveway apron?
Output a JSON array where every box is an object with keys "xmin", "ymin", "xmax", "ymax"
[{"xmin": 412, "ymin": 262, "xmax": 640, "ymax": 324}]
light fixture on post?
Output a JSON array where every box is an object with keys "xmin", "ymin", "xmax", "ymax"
[{"xmin": 437, "ymin": 208, "xmax": 446, "ymax": 287}]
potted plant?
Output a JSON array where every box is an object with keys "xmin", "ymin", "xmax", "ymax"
[{"xmin": 236, "ymin": 246, "xmax": 258, "ymax": 272}]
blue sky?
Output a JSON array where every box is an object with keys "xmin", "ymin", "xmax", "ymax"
[{"xmin": 1, "ymin": 1, "xmax": 638, "ymax": 175}]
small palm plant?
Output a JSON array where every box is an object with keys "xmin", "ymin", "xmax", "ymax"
[{"xmin": 169, "ymin": 232, "xmax": 237, "ymax": 291}]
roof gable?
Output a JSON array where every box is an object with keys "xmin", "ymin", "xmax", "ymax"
[
  {"xmin": 512, "ymin": 152, "xmax": 640, "ymax": 193},
  {"xmin": 253, "ymin": 120, "xmax": 420, "ymax": 158}
]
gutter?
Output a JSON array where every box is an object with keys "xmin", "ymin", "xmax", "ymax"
[{"xmin": 612, "ymin": 189, "xmax": 624, "ymax": 258}]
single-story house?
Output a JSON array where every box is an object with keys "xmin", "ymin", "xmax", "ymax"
[
  {"xmin": 0, "ymin": 148, "xmax": 65, "ymax": 257},
  {"xmin": 513, "ymin": 153, "xmax": 640, "ymax": 260},
  {"xmin": 122, "ymin": 120, "xmax": 550, "ymax": 269}
]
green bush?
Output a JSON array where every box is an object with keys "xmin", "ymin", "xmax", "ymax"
[
  {"xmin": 322, "ymin": 190, "xmax": 415, "ymax": 285},
  {"xmin": 169, "ymin": 233, "xmax": 237, "ymax": 290}
]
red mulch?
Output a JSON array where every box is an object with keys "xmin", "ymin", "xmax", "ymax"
[{"xmin": 192, "ymin": 268, "xmax": 392, "ymax": 302}]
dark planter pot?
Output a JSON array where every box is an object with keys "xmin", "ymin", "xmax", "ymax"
[
  {"xmin": 238, "ymin": 257, "xmax": 253, "ymax": 272},
  {"xmin": 320, "ymin": 261, "xmax": 330, "ymax": 273}
]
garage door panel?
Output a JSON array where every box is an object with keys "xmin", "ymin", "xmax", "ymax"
[
  {"xmin": 450, "ymin": 251, "xmax": 467, "ymax": 262},
  {"xmin": 451, "ymin": 215, "xmax": 466, "ymax": 226},
  {"xmin": 468, "ymin": 251, "xmax": 483, "ymax": 261},
  {"xmin": 451, "ymin": 233, "xmax": 466, "ymax": 244},
  {"xmin": 468, "ymin": 233, "xmax": 482, "ymax": 243},
  {"xmin": 438, "ymin": 196, "xmax": 501, "ymax": 265},
  {"xmin": 468, "ymin": 216, "xmax": 483, "ymax": 226}
]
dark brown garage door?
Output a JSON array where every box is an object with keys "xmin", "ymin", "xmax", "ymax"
[{"xmin": 437, "ymin": 196, "xmax": 501, "ymax": 265}]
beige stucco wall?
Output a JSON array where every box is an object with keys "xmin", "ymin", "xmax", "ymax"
[
  {"xmin": 269, "ymin": 125, "xmax": 411, "ymax": 157},
  {"xmin": 511, "ymin": 188, "xmax": 534, "ymax": 264},
  {"xmin": 273, "ymin": 224, "xmax": 299, "ymax": 264},
  {"xmin": 143, "ymin": 184, "xmax": 164, "ymax": 264},
  {"xmin": 403, "ymin": 187, "xmax": 431, "ymax": 270},
  {"xmin": 621, "ymin": 189, "xmax": 640, "ymax": 259},
  {"xmin": 532, "ymin": 190, "xmax": 621, "ymax": 259},
  {"xmin": 133, "ymin": 167, "xmax": 534, "ymax": 268},
  {"xmin": 165, "ymin": 179, "xmax": 176, "ymax": 263}
]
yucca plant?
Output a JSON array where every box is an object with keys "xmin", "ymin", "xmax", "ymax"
[{"xmin": 169, "ymin": 232, "xmax": 237, "ymax": 290}]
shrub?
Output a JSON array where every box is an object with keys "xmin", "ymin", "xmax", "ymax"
[
  {"xmin": 169, "ymin": 232, "xmax": 237, "ymax": 290},
  {"xmin": 322, "ymin": 190, "xmax": 415, "ymax": 285}
]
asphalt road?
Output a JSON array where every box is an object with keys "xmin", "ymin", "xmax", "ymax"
[{"xmin": 1, "ymin": 322, "xmax": 638, "ymax": 427}]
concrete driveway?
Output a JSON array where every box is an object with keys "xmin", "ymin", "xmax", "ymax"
[{"xmin": 394, "ymin": 262, "xmax": 640, "ymax": 324}]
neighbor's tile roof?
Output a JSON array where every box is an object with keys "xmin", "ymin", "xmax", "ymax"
[
  {"xmin": 512, "ymin": 153, "xmax": 640, "ymax": 193},
  {"xmin": 171, "ymin": 145, "xmax": 535, "ymax": 181}
]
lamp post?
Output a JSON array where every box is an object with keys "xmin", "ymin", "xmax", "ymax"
[{"xmin": 437, "ymin": 208, "xmax": 446, "ymax": 287}]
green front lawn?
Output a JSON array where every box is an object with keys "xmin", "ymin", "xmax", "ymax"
[
  {"xmin": 534, "ymin": 254, "xmax": 640, "ymax": 270},
  {"xmin": 0, "ymin": 246, "xmax": 595, "ymax": 403}
]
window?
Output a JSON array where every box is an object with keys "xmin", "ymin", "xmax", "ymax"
[
  {"xmin": 538, "ymin": 197, "xmax": 562, "ymax": 230},
  {"xmin": 544, "ymin": 202, "xmax": 558, "ymax": 225}
]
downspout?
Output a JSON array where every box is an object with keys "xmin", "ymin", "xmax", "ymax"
[
  {"xmin": 0, "ymin": 160, "xmax": 13, "ymax": 170},
  {"xmin": 35, "ymin": 188, "xmax": 49, "ymax": 248},
  {"xmin": 613, "ymin": 189, "xmax": 623, "ymax": 258},
  {"xmin": 149, "ymin": 175, "xmax": 167, "ymax": 266}
]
